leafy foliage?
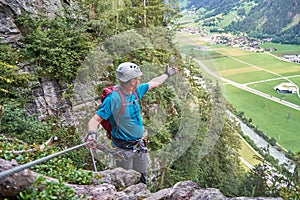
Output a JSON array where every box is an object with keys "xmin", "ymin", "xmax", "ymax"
[
  {"xmin": 0, "ymin": 100, "xmax": 51, "ymax": 142},
  {"xmin": 156, "ymin": 83, "xmax": 245, "ymax": 196},
  {"xmin": 77, "ymin": 0, "xmax": 180, "ymax": 35},
  {"xmin": 17, "ymin": 11, "xmax": 93, "ymax": 83},
  {"xmin": 0, "ymin": 40, "xmax": 19, "ymax": 63},
  {"xmin": 0, "ymin": 62, "xmax": 32, "ymax": 99},
  {"xmin": 32, "ymin": 156, "xmax": 93, "ymax": 185},
  {"xmin": 0, "ymin": 42, "xmax": 32, "ymax": 99},
  {"xmin": 0, "ymin": 101, "xmax": 92, "ymax": 184},
  {"xmin": 0, "ymin": 134, "xmax": 93, "ymax": 186},
  {"xmin": 238, "ymin": 161, "xmax": 300, "ymax": 198},
  {"xmin": 142, "ymin": 58, "xmax": 244, "ymax": 196},
  {"xmin": 239, "ymin": 163, "xmax": 270, "ymax": 197},
  {"xmin": 19, "ymin": 176, "xmax": 84, "ymax": 200}
]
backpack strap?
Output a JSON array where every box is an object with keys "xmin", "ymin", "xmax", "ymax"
[
  {"xmin": 114, "ymin": 87, "xmax": 126, "ymax": 135},
  {"xmin": 115, "ymin": 88, "xmax": 126, "ymax": 115},
  {"xmin": 113, "ymin": 87, "xmax": 139, "ymax": 135},
  {"xmin": 133, "ymin": 90, "xmax": 139, "ymax": 103},
  {"xmin": 115, "ymin": 87, "xmax": 139, "ymax": 114}
]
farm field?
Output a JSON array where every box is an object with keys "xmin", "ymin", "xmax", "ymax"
[
  {"xmin": 247, "ymin": 80, "xmax": 300, "ymax": 105},
  {"xmin": 175, "ymin": 32, "xmax": 300, "ymax": 153},
  {"xmin": 259, "ymin": 42, "xmax": 300, "ymax": 56},
  {"xmin": 212, "ymin": 48, "xmax": 300, "ymax": 79}
]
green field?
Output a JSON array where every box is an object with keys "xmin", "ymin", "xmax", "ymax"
[
  {"xmin": 216, "ymin": 48, "xmax": 300, "ymax": 152},
  {"xmin": 213, "ymin": 56, "xmax": 250, "ymax": 71},
  {"xmin": 176, "ymin": 32, "xmax": 300, "ymax": 153},
  {"xmin": 175, "ymin": 32, "xmax": 209, "ymax": 47},
  {"xmin": 225, "ymin": 70, "xmax": 278, "ymax": 84},
  {"xmin": 248, "ymin": 80, "xmax": 300, "ymax": 105}
]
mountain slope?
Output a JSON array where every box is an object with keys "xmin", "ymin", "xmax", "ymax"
[
  {"xmin": 230, "ymin": 0, "xmax": 300, "ymax": 43},
  {"xmin": 179, "ymin": 0, "xmax": 300, "ymax": 44}
]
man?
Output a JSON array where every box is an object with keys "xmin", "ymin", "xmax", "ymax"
[{"xmin": 86, "ymin": 61, "xmax": 178, "ymax": 183}]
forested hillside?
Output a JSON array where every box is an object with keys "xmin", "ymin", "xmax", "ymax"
[
  {"xmin": 182, "ymin": 0, "xmax": 246, "ymax": 16},
  {"xmin": 180, "ymin": 0, "xmax": 300, "ymax": 44}
]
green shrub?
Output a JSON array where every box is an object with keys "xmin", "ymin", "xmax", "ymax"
[
  {"xmin": 19, "ymin": 176, "xmax": 85, "ymax": 200},
  {"xmin": 0, "ymin": 134, "xmax": 93, "ymax": 186},
  {"xmin": 17, "ymin": 12, "xmax": 93, "ymax": 83},
  {"xmin": 0, "ymin": 62, "xmax": 33, "ymax": 100},
  {"xmin": 0, "ymin": 100, "xmax": 51, "ymax": 143}
]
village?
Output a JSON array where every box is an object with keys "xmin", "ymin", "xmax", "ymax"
[
  {"xmin": 180, "ymin": 27, "xmax": 300, "ymax": 64},
  {"xmin": 282, "ymin": 55, "xmax": 300, "ymax": 64}
]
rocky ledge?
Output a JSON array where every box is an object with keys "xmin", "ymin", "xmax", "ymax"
[{"xmin": 0, "ymin": 159, "xmax": 282, "ymax": 200}]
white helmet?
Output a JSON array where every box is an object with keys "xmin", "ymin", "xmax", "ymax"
[{"xmin": 116, "ymin": 62, "xmax": 143, "ymax": 82}]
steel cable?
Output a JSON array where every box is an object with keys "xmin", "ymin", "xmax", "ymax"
[{"xmin": 0, "ymin": 141, "xmax": 90, "ymax": 179}]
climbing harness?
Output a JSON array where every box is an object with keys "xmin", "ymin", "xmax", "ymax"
[
  {"xmin": 0, "ymin": 141, "xmax": 90, "ymax": 179},
  {"xmin": 111, "ymin": 137, "xmax": 148, "ymax": 153}
]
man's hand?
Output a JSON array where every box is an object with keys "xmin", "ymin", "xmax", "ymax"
[
  {"xmin": 85, "ymin": 131, "xmax": 97, "ymax": 149},
  {"xmin": 148, "ymin": 64, "xmax": 179, "ymax": 90},
  {"xmin": 165, "ymin": 64, "xmax": 178, "ymax": 77}
]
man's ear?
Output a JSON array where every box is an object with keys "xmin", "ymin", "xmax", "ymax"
[{"xmin": 130, "ymin": 79, "xmax": 136, "ymax": 86}]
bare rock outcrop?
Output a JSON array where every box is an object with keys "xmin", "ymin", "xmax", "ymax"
[{"xmin": 0, "ymin": 159, "xmax": 283, "ymax": 200}]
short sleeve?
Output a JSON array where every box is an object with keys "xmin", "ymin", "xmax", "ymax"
[
  {"xmin": 135, "ymin": 83, "xmax": 149, "ymax": 99},
  {"xmin": 96, "ymin": 94, "xmax": 112, "ymax": 120}
]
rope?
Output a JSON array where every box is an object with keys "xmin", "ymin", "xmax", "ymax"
[
  {"xmin": 89, "ymin": 148, "xmax": 97, "ymax": 172},
  {"xmin": 0, "ymin": 141, "xmax": 90, "ymax": 179}
]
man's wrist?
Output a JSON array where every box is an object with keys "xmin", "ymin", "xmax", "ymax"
[
  {"xmin": 85, "ymin": 131, "xmax": 96, "ymax": 142},
  {"xmin": 164, "ymin": 72, "xmax": 170, "ymax": 78}
]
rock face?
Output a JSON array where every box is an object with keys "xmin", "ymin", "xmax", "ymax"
[
  {"xmin": 0, "ymin": 159, "xmax": 283, "ymax": 200},
  {"xmin": 0, "ymin": 0, "xmax": 62, "ymax": 43},
  {"xmin": 26, "ymin": 78, "xmax": 75, "ymax": 124},
  {"xmin": 0, "ymin": 0, "xmax": 78, "ymax": 125}
]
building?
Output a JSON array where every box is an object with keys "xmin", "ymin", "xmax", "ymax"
[{"xmin": 274, "ymin": 82, "xmax": 298, "ymax": 94}]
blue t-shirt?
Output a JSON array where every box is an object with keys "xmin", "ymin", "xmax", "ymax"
[{"xmin": 96, "ymin": 83, "xmax": 149, "ymax": 141}]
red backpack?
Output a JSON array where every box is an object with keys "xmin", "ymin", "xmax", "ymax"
[{"xmin": 100, "ymin": 86, "xmax": 138, "ymax": 139}]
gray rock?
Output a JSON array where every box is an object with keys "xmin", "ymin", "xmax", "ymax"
[
  {"xmin": 191, "ymin": 188, "xmax": 225, "ymax": 200},
  {"xmin": 94, "ymin": 167, "xmax": 141, "ymax": 191},
  {"xmin": 0, "ymin": 159, "xmax": 285, "ymax": 200},
  {"xmin": 116, "ymin": 183, "xmax": 151, "ymax": 200},
  {"xmin": 167, "ymin": 181, "xmax": 200, "ymax": 199},
  {"xmin": 0, "ymin": 0, "xmax": 62, "ymax": 43}
]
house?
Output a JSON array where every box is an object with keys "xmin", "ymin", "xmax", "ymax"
[{"xmin": 274, "ymin": 82, "xmax": 298, "ymax": 94}]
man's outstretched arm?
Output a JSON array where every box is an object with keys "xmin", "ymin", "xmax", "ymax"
[{"xmin": 147, "ymin": 66, "xmax": 178, "ymax": 90}]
